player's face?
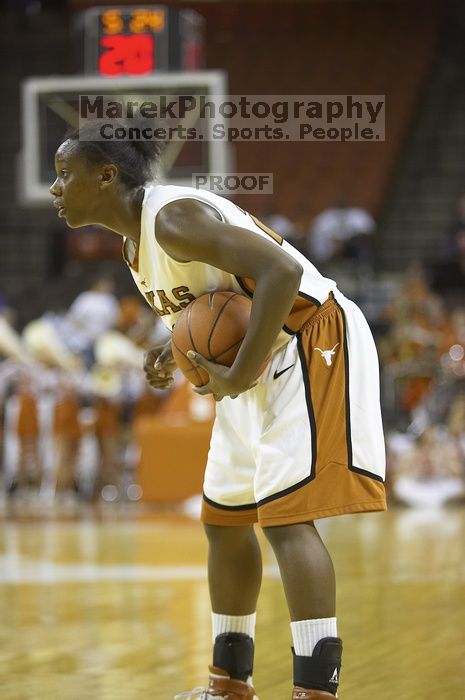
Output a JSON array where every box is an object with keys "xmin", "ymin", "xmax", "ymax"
[{"xmin": 50, "ymin": 141, "xmax": 104, "ymax": 228}]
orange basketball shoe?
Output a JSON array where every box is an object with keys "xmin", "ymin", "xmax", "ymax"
[
  {"xmin": 291, "ymin": 689, "xmax": 338, "ymax": 699},
  {"xmin": 174, "ymin": 666, "xmax": 258, "ymax": 700}
]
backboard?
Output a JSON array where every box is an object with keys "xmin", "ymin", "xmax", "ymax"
[{"xmin": 19, "ymin": 70, "xmax": 231, "ymax": 205}]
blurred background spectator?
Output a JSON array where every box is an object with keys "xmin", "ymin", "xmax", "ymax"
[
  {"xmin": 66, "ymin": 275, "xmax": 120, "ymax": 366},
  {"xmin": 307, "ymin": 199, "xmax": 376, "ymax": 269}
]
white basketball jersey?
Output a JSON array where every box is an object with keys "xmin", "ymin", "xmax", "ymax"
[{"xmin": 123, "ymin": 185, "xmax": 337, "ymax": 349}]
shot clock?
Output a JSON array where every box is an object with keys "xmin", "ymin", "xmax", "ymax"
[{"xmin": 81, "ymin": 6, "xmax": 204, "ymax": 75}]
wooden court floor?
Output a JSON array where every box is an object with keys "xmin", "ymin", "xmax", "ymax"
[{"xmin": 0, "ymin": 505, "xmax": 464, "ymax": 700}]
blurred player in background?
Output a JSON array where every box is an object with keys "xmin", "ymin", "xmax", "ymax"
[{"xmin": 49, "ymin": 127, "xmax": 387, "ymax": 699}]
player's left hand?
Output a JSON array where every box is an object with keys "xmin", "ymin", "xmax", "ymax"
[{"xmin": 187, "ymin": 351, "xmax": 256, "ymax": 401}]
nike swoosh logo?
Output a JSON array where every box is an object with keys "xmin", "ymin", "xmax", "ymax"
[{"xmin": 273, "ymin": 364, "xmax": 295, "ymax": 380}]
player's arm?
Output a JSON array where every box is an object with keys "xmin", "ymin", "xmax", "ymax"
[{"xmin": 155, "ymin": 198, "xmax": 303, "ymax": 397}]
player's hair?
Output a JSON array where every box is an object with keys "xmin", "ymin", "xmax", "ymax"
[{"xmin": 64, "ymin": 122, "xmax": 163, "ymax": 189}]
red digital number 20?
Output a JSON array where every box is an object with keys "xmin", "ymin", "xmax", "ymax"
[{"xmin": 99, "ymin": 35, "xmax": 154, "ymax": 76}]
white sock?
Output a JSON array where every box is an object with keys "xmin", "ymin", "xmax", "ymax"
[
  {"xmin": 291, "ymin": 617, "xmax": 338, "ymax": 656},
  {"xmin": 211, "ymin": 612, "xmax": 256, "ymax": 643}
]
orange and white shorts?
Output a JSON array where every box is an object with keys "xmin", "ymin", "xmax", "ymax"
[{"xmin": 201, "ymin": 291, "xmax": 387, "ymax": 528}]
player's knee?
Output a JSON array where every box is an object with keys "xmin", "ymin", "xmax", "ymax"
[
  {"xmin": 261, "ymin": 524, "xmax": 287, "ymax": 546},
  {"xmin": 262, "ymin": 521, "xmax": 316, "ymax": 546},
  {"xmin": 204, "ymin": 523, "xmax": 254, "ymax": 547},
  {"xmin": 203, "ymin": 523, "xmax": 222, "ymax": 543}
]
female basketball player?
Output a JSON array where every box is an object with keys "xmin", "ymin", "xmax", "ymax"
[{"xmin": 50, "ymin": 130, "xmax": 387, "ymax": 700}]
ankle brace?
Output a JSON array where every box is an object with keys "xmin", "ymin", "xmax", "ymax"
[
  {"xmin": 293, "ymin": 636, "xmax": 342, "ymax": 695},
  {"xmin": 213, "ymin": 632, "xmax": 254, "ymax": 681}
]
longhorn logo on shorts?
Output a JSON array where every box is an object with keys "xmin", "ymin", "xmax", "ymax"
[{"xmin": 314, "ymin": 343, "xmax": 339, "ymax": 366}]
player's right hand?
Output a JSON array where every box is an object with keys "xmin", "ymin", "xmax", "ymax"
[{"xmin": 143, "ymin": 342, "xmax": 177, "ymax": 389}]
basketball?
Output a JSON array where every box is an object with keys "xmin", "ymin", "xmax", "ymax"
[{"xmin": 171, "ymin": 291, "xmax": 264, "ymax": 387}]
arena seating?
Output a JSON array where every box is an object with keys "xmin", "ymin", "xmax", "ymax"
[{"xmin": 203, "ymin": 1, "xmax": 441, "ymax": 219}]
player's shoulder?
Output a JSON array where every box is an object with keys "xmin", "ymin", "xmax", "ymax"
[
  {"xmin": 146, "ymin": 185, "xmax": 221, "ymax": 228},
  {"xmin": 144, "ymin": 183, "xmax": 203, "ymax": 207},
  {"xmin": 144, "ymin": 183, "xmax": 230, "ymax": 212}
]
